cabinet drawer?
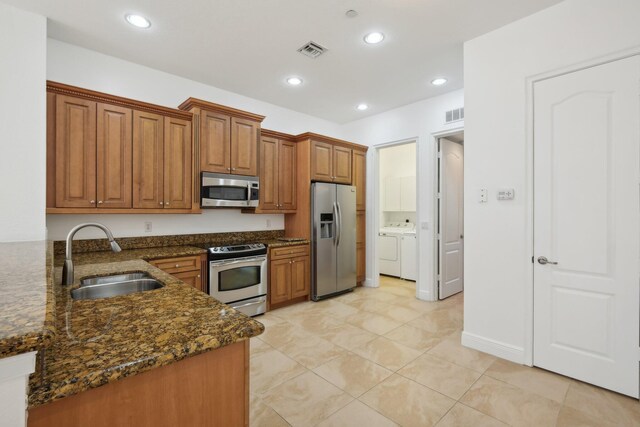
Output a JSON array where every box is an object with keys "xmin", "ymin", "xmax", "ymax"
[
  {"xmin": 270, "ymin": 245, "xmax": 309, "ymax": 259},
  {"xmin": 150, "ymin": 255, "xmax": 201, "ymax": 273}
]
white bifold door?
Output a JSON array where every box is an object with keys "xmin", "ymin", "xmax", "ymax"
[
  {"xmin": 438, "ymin": 139, "xmax": 464, "ymax": 299},
  {"xmin": 533, "ymin": 55, "xmax": 640, "ymax": 398}
]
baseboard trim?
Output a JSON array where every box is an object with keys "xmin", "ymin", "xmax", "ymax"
[
  {"xmin": 461, "ymin": 331, "xmax": 525, "ymax": 364},
  {"xmin": 363, "ymin": 277, "xmax": 376, "ymax": 288},
  {"xmin": 417, "ymin": 288, "xmax": 434, "ymax": 301}
]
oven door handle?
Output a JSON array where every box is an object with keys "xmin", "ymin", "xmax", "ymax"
[
  {"xmin": 210, "ymin": 256, "xmax": 266, "ymax": 267},
  {"xmin": 232, "ymin": 297, "xmax": 266, "ymax": 309}
]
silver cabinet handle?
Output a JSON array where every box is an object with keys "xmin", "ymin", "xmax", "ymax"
[
  {"xmin": 159, "ymin": 201, "xmax": 164, "ymax": 205},
  {"xmin": 537, "ymin": 256, "xmax": 558, "ymax": 265},
  {"xmin": 90, "ymin": 200, "xmax": 96, "ymax": 204},
  {"xmin": 232, "ymin": 167, "xmax": 236, "ymax": 171},
  {"xmin": 98, "ymin": 201, "xmax": 103, "ymax": 204}
]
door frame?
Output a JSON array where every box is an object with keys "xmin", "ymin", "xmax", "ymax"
[
  {"xmin": 432, "ymin": 127, "xmax": 464, "ymax": 301},
  {"xmin": 524, "ymin": 46, "xmax": 640, "ymax": 366},
  {"xmin": 371, "ymin": 137, "xmax": 419, "ymax": 292}
]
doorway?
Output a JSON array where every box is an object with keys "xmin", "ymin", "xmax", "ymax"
[
  {"xmin": 532, "ymin": 55, "xmax": 640, "ymax": 398},
  {"xmin": 436, "ymin": 132, "xmax": 464, "ymax": 299},
  {"xmin": 377, "ymin": 141, "xmax": 418, "ymax": 289}
]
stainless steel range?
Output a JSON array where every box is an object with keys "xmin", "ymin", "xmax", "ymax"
[{"xmin": 207, "ymin": 243, "xmax": 267, "ymax": 317}]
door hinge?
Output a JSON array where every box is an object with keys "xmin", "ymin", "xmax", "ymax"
[
  {"xmin": 437, "ymin": 152, "xmax": 442, "ymax": 159},
  {"xmin": 436, "ymin": 193, "xmax": 441, "ymax": 199},
  {"xmin": 436, "ymin": 233, "xmax": 441, "ymax": 240}
]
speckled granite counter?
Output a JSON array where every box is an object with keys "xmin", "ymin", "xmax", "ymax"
[
  {"xmin": 0, "ymin": 241, "xmax": 55, "ymax": 358},
  {"xmin": 52, "ymin": 245, "xmax": 206, "ymax": 267},
  {"xmin": 260, "ymin": 239, "xmax": 310, "ymax": 248},
  {"xmin": 29, "ymin": 247, "xmax": 264, "ymax": 408}
]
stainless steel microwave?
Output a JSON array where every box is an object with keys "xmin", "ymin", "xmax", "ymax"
[{"xmin": 201, "ymin": 172, "xmax": 259, "ymax": 208}]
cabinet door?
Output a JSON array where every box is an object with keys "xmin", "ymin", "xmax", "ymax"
[
  {"xmin": 164, "ymin": 117, "xmax": 192, "ymax": 209},
  {"xmin": 311, "ymin": 140, "xmax": 333, "ymax": 182},
  {"xmin": 278, "ymin": 140, "xmax": 297, "ymax": 210},
  {"xmin": 133, "ymin": 110, "xmax": 164, "ymax": 209},
  {"xmin": 270, "ymin": 258, "xmax": 291, "ymax": 305},
  {"xmin": 200, "ymin": 110, "xmax": 230, "ymax": 173},
  {"xmin": 332, "ymin": 146, "xmax": 352, "ymax": 184},
  {"xmin": 290, "ymin": 256, "xmax": 309, "ymax": 299},
  {"xmin": 353, "ymin": 150, "xmax": 366, "ymax": 211},
  {"xmin": 400, "ymin": 176, "xmax": 417, "ymax": 212},
  {"xmin": 230, "ymin": 118, "xmax": 258, "ymax": 176},
  {"xmin": 356, "ymin": 242, "xmax": 366, "ymax": 283},
  {"xmin": 97, "ymin": 104, "xmax": 132, "ymax": 208},
  {"xmin": 259, "ymin": 136, "xmax": 279, "ymax": 210},
  {"xmin": 174, "ymin": 270, "xmax": 204, "ymax": 292},
  {"xmin": 55, "ymin": 95, "xmax": 97, "ymax": 208}
]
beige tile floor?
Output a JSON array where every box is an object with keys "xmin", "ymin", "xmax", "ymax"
[{"xmin": 250, "ymin": 275, "xmax": 640, "ymax": 426}]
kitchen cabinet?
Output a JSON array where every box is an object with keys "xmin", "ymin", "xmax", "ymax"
[
  {"xmin": 311, "ymin": 140, "xmax": 352, "ymax": 184},
  {"xmin": 150, "ymin": 254, "xmax": 207, "ymax": 293},
  {"xmin": 54, "ymin": 95, "xmax": 97, "ymax": 208},
  {"xmin": 47, "ymin": 81, "xmax": 195, "ymax": 214},
  {"xmin": 383, "ymin": 175, "xmax": 416, "ymax": 212},
  {"xmin": 268, "ymin": 245, "xmax": 310, "ymax": 309},
  {"xmin": 353, "ymin": 149, "xmax": 367, "ymax": 284},
  {"xmin": 257, "ymin": 130, "xmax": 297, "ymax": 212},
  {"xmin": 179, "ymin": 98, "xmax": 265, "ymax": 180},
  {"xmin": 28, "ymin": 341, "xmax": 249, "ymax": 427}
]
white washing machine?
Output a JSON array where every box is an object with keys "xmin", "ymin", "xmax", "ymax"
[{"xmin": 379, "ymin": 222, "xmax": 415, "ymax": 278}]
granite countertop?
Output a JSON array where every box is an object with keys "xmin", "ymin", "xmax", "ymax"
[
  {"xmin": 0, "ymin": 241, "xmax": 56, "ymax": 358},
  {"xmin": 29, "ymin": 247, "xmax": 264, "ymax": 408},
  {"xmin": 53, "ymin": 245, "xmax": 207, "ymax": 267},
  {"xmin": 260, "ymin": 239, "xmax": 310, "ymax": 248}
]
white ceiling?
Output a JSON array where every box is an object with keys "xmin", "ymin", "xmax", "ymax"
[{"xmin": 9, "ymin": 0, "xmax": 562, "ymax": 123}]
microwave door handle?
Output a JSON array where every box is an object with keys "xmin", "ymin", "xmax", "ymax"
[{"xmin": 247, "ymin": 182, "xmax": 252, "ymax": 206}]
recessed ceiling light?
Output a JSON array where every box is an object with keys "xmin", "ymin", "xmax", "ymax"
[
  {"xmin": 286, "ymin": 76, "xmax": 303, "ymax": 86},
  {"xmin": 356, "ymin": 103, "xmax": 369, "ymax": 111},
  {"xmin": 364, "ymin": 32, "xmax": 385, "ymax": 44},
  {"xmin": 345, "ymin": 10, "xmax": 358, "ymax": 18},
  {"xmin": 431, "ymin": 77, "xmax": 448, "ymax": 86},
  {"xmin": 125, "ymin": 14, "xmax": 151, "ymax": 29}
]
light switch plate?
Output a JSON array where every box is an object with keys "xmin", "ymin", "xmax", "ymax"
[{"xmin": 497, "ymin": 188, "xmax": 515, "ymax": 200}]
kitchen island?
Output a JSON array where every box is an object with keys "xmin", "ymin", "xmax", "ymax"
[{"xmin": 2, "ymin": 243, "xmax": 264, "ymax": 427}]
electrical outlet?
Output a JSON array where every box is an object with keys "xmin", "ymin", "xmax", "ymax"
[
  {"xmin": 479, "ymin": 189, "xmax": 488, "ymax": 203},
  {"xmin": 266, "ymin": 219, "xmax": 272, "ymax": 228},
  {"xmin": 144, "ymin": 221, "xmax": 152, "ymax": 233}
]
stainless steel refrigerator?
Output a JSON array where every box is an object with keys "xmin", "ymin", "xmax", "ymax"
[{"xmin": 311, "ymin": 182, "xmax": 357, "ymax": 301}]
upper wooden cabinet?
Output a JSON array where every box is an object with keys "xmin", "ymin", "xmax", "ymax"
[
  {"xmin": 97, "ymin": 104, "xmax": 132, "ymax": 209},
  {"xmin": 353, "ymin": 149, "xmax": 366, "ymax": 211},
  {"xmin": 179, "ymin": 98, "xmax": 264, "ymax": 178},
  {"xmin": 55, "ymin": 95, "xmax": 97, "ymax": 208},
  {"xmin": 47, "ymin": 81, "xmax": 195, "ymax": 213},
  {"xmin": 257, "ymin": 130, "xmax": 297, "ymax": 213},
  {"xmin": 310, "ymin": 140, "xmax": 352, "ymax": 184}
]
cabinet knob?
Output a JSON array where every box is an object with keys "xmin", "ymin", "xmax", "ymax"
[
  {"xmin": 159, "ymin": 202, "xmax": 164, "ymax": 205},
  {"xmin": 90, "ymin": 200, "xmax": 96, "ymax": 204},
  {"xmin": 165, "ymin": 202, "xmax": 170, "ymax": 206},
  {"xmin": 232, "ymin": 168, "xmax": 236, "ymax": 171},
  {"xmin": 175, "ymin": 264, "xmax": 180, "ymax": 268},
  {"xmin": 227, "ymin": 168, "xmax": 232, "ymax": 171},
  {"xmin": 197, "ymin": 275, "xmax": 201, "ymax": 278},
  {"xmin": 98, "ymin": 201, "xmax": 103, "ymax": 204}
]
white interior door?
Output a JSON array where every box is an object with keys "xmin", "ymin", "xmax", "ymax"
[
  {"xmin": 439, "ymin": 139, "xmax": 464, "ymax": 299},
  {"xmin": 533, "ymin": 55, "xmax": 640, "ymax": 398}
]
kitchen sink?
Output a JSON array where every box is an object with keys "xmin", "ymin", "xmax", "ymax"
[{"xmin": 72, "ymin": 273, "xmax": 163, "ymax": 300}]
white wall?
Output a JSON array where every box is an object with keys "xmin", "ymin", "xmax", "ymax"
[
  {"xmin": 0, "ymin": 3, "xmax": 46, "ymax": 242},
  {"xmin": 342, "ymin": 89, "xmax": 464, "ymax": 299},
  {"xmin": 45, "ymin": 39, "xmax": 344, "ymax": 240},
  {"xmin": 463, "ymin": 0, "xmax": 640, "ymax": 363}
]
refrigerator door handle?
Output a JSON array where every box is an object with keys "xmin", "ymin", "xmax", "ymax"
[
  {"xmin": 332, "ymin": 202, "xmax": 339, "ymax": 245},
  {"xmin": 336, "ymin": 202, "xmax": 342, "ymax": 247}
]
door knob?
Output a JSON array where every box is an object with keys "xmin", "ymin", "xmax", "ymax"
[{"xmin": 537, "ymin": 256, "xmax": 558, "ymax": 265}]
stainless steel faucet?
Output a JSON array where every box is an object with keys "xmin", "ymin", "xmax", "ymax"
[{"xmin": 62, "ymin": 223, "xmax": 122, "ymax": 285}]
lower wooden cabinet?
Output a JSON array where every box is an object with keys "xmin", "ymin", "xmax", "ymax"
[
  {"xmin": 149, "ymin": 254, "xmax": 207, "ymax": 293},
  {"xmin": 268, "ymin": 245, "xmax": 310, "ymax": 310}
]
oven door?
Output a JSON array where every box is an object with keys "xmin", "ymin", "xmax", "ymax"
[
  {"xmin": 209, "ymin": 256, "xmax": 267, "ymax": 303},
  {"xmin": 201, "ymin": 173, "xmax": 259, "ymax": 208}
]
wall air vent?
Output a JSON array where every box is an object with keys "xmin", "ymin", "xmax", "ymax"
[
  {"xmin": 297, "ymin": 41, "xmax": 327, "ymax": 59},
  {"xmin": 445, "ymin": 107, "xmax": 464, "ymax": 124}
]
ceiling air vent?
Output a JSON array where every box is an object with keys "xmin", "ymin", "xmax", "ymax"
[
  {"xmin": 445, "ymin": 107, "xmax": 464, "ymax": 124},
  {"xmin": 297, "ymin": 41, "xmax": 327, "ymax": 59}
]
